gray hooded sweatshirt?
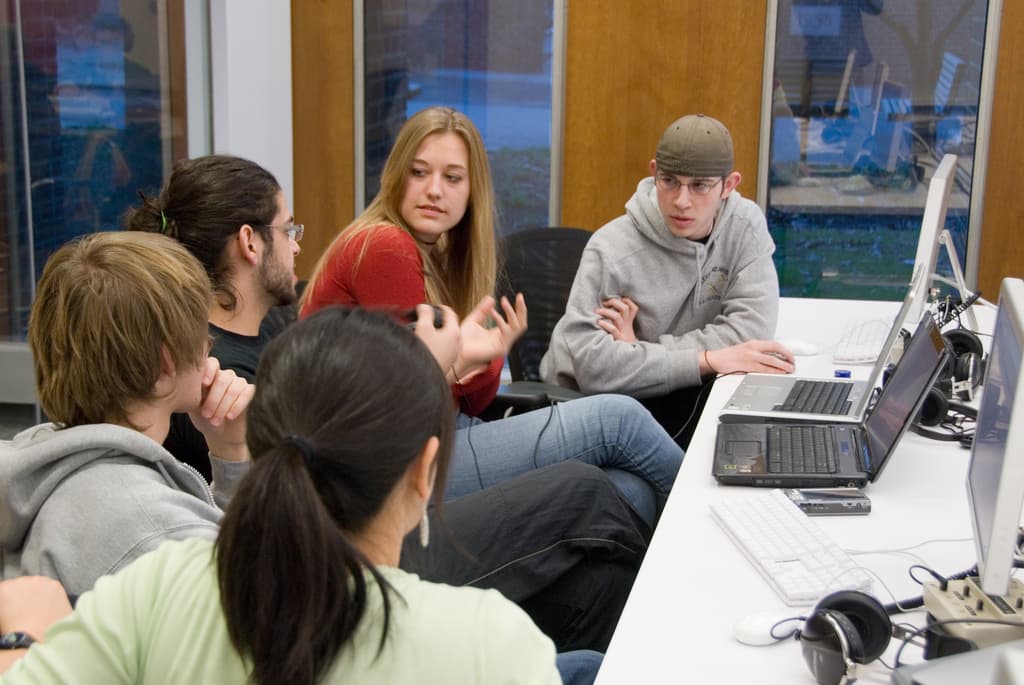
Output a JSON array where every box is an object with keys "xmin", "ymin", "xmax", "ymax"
[
  {"xmin": 540, "ymin": 177, "xmax": 779, "ymax": 398},
  {"xmin": 0, "ymin": 422, "xmax": 246, "ymax": 596}
]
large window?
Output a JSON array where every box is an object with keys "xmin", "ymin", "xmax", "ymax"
[
  {"xmin": 362, "ymin": 0, "xmax": 555, "ymax": 234},
  {"xmin": 763, "ymin": 0, "xmax": 992, "ymax": 300},
  {"xmin": 1, "ymin": 0, "xmax": 185, "ymax": 341}
]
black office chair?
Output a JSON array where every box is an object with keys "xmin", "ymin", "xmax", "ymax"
[{"xmin": 486, "ymin": 227, "xmax": 591, "ymax": 414}]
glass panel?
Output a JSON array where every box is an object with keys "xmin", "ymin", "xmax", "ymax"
[
  {"xmin": 766, "ymin": 0, "xmax": 989, "ymax": 300},
  {"xmin": 1, "ymin": 1, "xmax": 182, "ymax": 340},
  {"xmin": 363, "ymin": 0, "xmax": 553, "ymax": 234}
]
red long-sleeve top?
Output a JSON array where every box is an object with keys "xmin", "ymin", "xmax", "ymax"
[{"xmin": 300, "ymin": 224, "xmax": 502, "ymax": 416}]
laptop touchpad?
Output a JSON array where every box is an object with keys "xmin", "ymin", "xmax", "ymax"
[{"xmin": 728, "ymin": 441, "xmax": 763, "ymax": 468}]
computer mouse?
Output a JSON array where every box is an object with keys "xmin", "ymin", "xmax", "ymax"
[
  {"xmin": 732, "ymin": 610, "xmax": 801, "ymax": 647},
  {"xmin": 776, "ymin": 338, "xmax": 819, "ymax": 357}
]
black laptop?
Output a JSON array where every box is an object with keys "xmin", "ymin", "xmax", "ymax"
[{"xmin": 713, "ymin": 314, "xmax": 948, "ymax": 488}]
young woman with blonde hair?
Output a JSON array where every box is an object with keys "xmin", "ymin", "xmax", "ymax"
[
  {"xmin": 304, "ymin": 106, "xmax": 519, "ymax": 415},
  {"xmin": 302, "ymin": 107, "xmax": 684, "ymax": 526}
]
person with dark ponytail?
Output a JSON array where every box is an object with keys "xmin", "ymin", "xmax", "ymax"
[
  {"xmin": 2, "ymin": 308, "xmax": 562, "ymax": 683},
  {"xmin": 218, "ymin": 305, "xmax": 467, "ymax": 683}
]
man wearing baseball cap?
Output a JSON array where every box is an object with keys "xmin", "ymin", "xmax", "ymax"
[{"xmin": 540, "ymin": 114, "xmax": 794, "ymax": 444}]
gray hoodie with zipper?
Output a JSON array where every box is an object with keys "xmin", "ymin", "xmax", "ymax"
[
  {"xmin": 0, "ymin": 422, "xmax": 247, "ymax": 596},
  {"xmin": 540, "ymin": 177, "xmax": 779, "ymax": 398}
]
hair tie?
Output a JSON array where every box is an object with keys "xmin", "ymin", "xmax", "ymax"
[
  {"xmin": 159, "ymin": 210, "xmax": 169, "ymax": 234},
  {"xmin": 284, "ymin": 435, "xmax": 315, "ymax": 467}
]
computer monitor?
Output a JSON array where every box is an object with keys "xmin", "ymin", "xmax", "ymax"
[
  {"xmin": 869, "ymin": 79, "xmax": 911, "ymax": 171},
  {"xmin": 56, "ymin": 32, "xmax": 126, "ymax": 130},
  {"xmin": 966, "ymin": 277, "xmax": 1024, "ymax": 596},
  {"xmin": 904, "ymin": 154, "xmax": 959, "ymax": 327},
  {"xmin": 933, "ymin": 52, "xmax": 965, "ymax": 115},
  {"xmin": 833, "ymin": 49, "xmax": 856, "ymax": 115},
  {"xmin": 870, "ymin": 62, "xmax": 890, "ymax": 114}
]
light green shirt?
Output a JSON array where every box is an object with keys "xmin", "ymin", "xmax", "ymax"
[{"xmin": 2, "ymin": 538, "xmax": 560, "ymax": 684}]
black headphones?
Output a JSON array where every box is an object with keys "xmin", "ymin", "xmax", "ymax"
[
  {"xmin": 934, "ymin": 328, "xmax": 985, "ymax": 403},
  {"xmin": 884, "ymin": 326, "xmax": 983, "ymax": 441},
  {"xmin": 799, "ymin": 590, "xmax": 893, "ymax": 685},
  {"xmin": 916, "ymin": 328, "xmax": 983, "ymax": 440}
]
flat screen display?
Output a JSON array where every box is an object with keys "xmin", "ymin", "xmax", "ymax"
[
  {"xmin": 967, "ymin": 279, "xmax": 1024, "ymax": 596},
  {"xmin": 904, "ymin": 154, "xmax": 958, "ymax": 327}
]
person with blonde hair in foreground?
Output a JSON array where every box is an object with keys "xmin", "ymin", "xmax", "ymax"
[{"xmin": 0, "ymin": 232, "xmax": 252, "ymax": 598}]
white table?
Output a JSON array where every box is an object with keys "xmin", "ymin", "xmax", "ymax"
[{"xmin": 595, "ymin": 297, "xmax": 992, "ymax": 684}]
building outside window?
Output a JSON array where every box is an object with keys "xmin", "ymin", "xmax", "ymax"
[{"xmin": 763, "ymin": 0, "xmax": 991, "ymax": 300}]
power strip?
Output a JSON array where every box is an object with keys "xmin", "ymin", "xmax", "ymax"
[{"xmin": 923, "ymin": 577, "xmax": 1024, "ymax": 649}]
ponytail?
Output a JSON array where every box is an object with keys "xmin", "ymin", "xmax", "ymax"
[
  {"xmin": 124, "ymin": 191, "xmax": 178, "ymax": 239},
  {"xmin": 221, "ymin": 307, "xmax": 455, "ymax": 683},
  {"xmin": 216, "ymin": 441, "xmax": 392, "ymax": 685}
]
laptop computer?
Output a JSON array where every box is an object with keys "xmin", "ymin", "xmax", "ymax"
[
  {"xmin": 718, "ymin": 273, "xmax": 922, "ymax": 424},
  {"xmin": 712, "ymin": 314, "xmax": 948, "ymax": 488}
]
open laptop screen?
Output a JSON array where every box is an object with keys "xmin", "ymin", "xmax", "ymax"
[{"xmin": 862, "ymin": 315, "xmax": 945, "ymax": 474}]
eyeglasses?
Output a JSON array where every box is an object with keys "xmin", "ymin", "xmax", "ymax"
[
  {"xmin": 654, "ymin": 173, "xmax": 723, "ymax": 197},
  {"xmin": 263, "ymin": 223, "xmax": 304, "ymax": 243}
]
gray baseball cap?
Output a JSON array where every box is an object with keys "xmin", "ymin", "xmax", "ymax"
[{"xmin": 655, "ymin": 114, "xmax": 733, "ymax": 178}]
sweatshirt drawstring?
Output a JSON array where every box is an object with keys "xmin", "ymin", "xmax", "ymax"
[{"xmin": 693, "ymin": 247, "xmax": 704, "ymax": 316}]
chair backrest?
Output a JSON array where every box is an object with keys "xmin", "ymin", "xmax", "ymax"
[{"xmin": 497, "ymin": 227, "xmax": 592, "ymax": 382}]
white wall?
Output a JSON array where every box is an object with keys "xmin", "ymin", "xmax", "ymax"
[
  {"xmin": 208, "ymin": 0, "xmax": 294, "ymax": 210},
  {"xmin": 185, "ymin": 1, "xmax": 212, "ymax": 159}
]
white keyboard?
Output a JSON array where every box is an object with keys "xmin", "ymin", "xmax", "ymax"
[
  {"xmin": 710, "ymin": 489, "xmax": 872, "ymax": 606},
  {"xmin": 832, "ymin": 317, "xmax": 892, "ymax": 364}
]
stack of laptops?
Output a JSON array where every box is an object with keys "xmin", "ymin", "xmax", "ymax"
[
  {"xmin": 719, "ymin": 280, "xmax": 921, "ymax": 425},
  {"xmin": 712, "ymin": 314, "xmax": 948, "ymax": 488}
]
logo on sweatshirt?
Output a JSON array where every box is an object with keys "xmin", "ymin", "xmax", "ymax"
[{"xmin": 699, "ymin": 266, "xmax": 729, "ymax": 304}]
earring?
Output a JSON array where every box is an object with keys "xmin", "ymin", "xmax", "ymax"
[{"xmin": 419, "ymin": 510, "xmax": 430, "ymax": 548}]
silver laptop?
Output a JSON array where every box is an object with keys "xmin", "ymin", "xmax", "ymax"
[{"xmin": 718, "ymin": 276, "xmax": 921, "ymax": 425}]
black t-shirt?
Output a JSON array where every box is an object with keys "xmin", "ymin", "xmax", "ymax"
[
  {"xmin": 162, "ymin": 319, "xmax": 279, "ymax": 480},
  {"xmin": 207, "ymin": 320, "xmax": 277, "ymax": 383}
]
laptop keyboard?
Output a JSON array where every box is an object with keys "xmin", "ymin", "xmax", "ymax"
[
  {"xmin": 779, "ymin": 379, "xmax": 853, "ymax": 415},
  {"xmin": 767, "ymin": 425, "xmax": 838, "ymax": 474}
]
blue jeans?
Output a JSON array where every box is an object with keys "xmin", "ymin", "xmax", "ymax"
[
  {"xmin": 446, "ymin": 394, "xmax": 684, "ymax": 526},
  {"xmin": 556, "ymin": 650, "xmax": 603, "ymax": 685}
]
